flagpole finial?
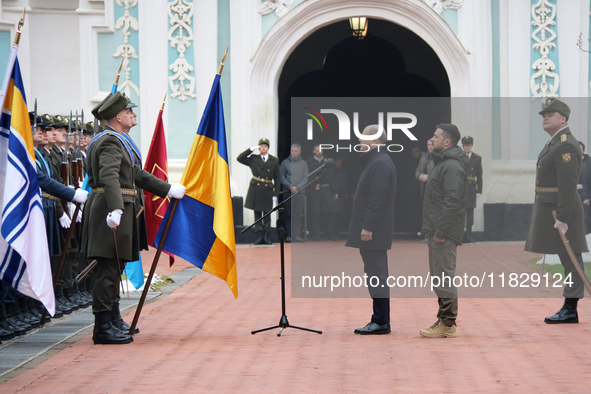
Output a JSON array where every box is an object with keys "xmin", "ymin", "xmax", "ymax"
[
  {"xmin": 217, "ymin": 46, "xmax": 229, "ymax": 76},
  {"xmin": 161, "ymin": 91, "xmax": 167, "ymax": 112},
  {"xmin": 13, "ymin": 8, "xmax": 26, "ymax": 46}
]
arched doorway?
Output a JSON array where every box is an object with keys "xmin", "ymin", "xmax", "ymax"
[
  {"xmin": 276, "ymin": 18, "xmax": 451, "ymax": 236},
  {"xmin": 243, "ymin": 0, "xmax": 470, "ymax": 228}
]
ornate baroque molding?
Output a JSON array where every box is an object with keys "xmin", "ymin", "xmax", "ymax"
[
  {"xmin": 258, "ymin": 0, "xmax": 294, "ymax": 18},
  {"xmin": 422, "ymin": 0, "xmax": 463, "ymax": 15},
  {"xmin": 167, "ymin": 0, "xmax": 196, "ymax": 102},
  {"xmin": 113, "ymin": 0, "xmax": 140, "ymax": 97},
  {"xmin": 530, "ymin": 0, "xmax": 559, "ymax": 98}
]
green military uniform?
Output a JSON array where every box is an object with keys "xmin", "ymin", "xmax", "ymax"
[
  {"xmin": 461, "ymin": 136, "xmax": 483, "ymax": 242},
  {"xmin": 82, "ymin": 125, "xmax": 170, "ymax": 313},
  {"xmin": 237, "ymin": 138, "xmax": 281, "ymax": 243},
  {"xmin": 525, "ymin": 98, "xmax": 588, "ymax": 306}
]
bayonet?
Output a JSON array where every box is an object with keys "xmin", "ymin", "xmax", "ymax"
[{"xmin": 32, "ymin": 98, "xmax": 37, "ymax": 135}]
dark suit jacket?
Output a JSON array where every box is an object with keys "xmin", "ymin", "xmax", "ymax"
[
  {"xmin": 525, "ymin": 127, "xmax": 588, "ymax": 254},
  {"xmin": 346, "ymin": 149, "xmax": 397, "ymax": 250}
]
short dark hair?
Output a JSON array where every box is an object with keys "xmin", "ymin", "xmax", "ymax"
[
  {"xmin": 436, "ymin": 123, "xmax": 461, "ymax": 146},
  {"xmin": 579, "ymin": 141, "xmax": 586, "ymax": 151}
]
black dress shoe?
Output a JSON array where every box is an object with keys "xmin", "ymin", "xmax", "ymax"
[
  {"xmin": 293, "ymin": 236, "xmax": 305, "ymax": 243},
  {"xmin": 545, "ymin": 299, "xmax": 579, "ymax": 324},
  {"xmin": 285, "ymin": 236, "xmax": 291, "ymax": 243},
  {"xmin": 354, "ymin": 322, "xmax": 391, "ymax": 335}
]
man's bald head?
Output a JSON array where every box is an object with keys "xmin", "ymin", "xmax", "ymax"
[{"xmin": 363, "ymin": 124, "xmax": 387, "ymax": 144}]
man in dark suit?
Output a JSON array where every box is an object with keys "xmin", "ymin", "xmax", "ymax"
[
  {"xmin": 525, "ymin": 98, "xmax": 588, "ymax": 324},
  {"xmin": 461, "ymin": 136, "xmax": 482, "ymax": 243},
  {"xmin": 306, "ymin": 145, "xmax": 326, "ymax": 240},
  {"xmin": 82, "ymin": 92, "xmax": 185, "ymax": 344},
  {"xmin": 237, "ymin": 138, "xmax": 281, "ymax": 245},
  {"xmin": 346, "ymin": 125, "xmax": 397, "ymax": 335}
]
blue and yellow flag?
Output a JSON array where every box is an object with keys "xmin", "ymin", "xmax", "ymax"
[
  {"xmin": 155, "ymin": 74, "xmax": 237, "ymax": 298},
  {"xmin": 0, "ymin": 45, "xmax": 54, "ymax": 314}
]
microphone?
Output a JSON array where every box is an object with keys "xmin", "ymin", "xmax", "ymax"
[{"xmin": 308, "ymin": 158, "xmax": 335, "ymax": 179}]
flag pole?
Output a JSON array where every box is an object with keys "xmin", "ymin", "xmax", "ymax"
[
  {"xmin": 128, "ymin": 49, "xmax": 229, "ymax": 335},
  {"xmin": 161, "ymin": 91, "xmax": 167, "ymax": 112},
  {"xmin": 128, "ymin": 199, "xmax": 178, "ymax": 335}
]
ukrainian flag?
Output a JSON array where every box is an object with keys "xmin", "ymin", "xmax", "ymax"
[
  {"xmin": 155, "ymin": 74, "xmax": 237, "ymax": 298},
  {"xmin": 0, "ymin": 45, "xmax": 54, "ymax": 314}
]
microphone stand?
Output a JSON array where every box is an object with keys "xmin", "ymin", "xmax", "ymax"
[{"xmin": 244, "ymin": 171, "xmax": 327, "ymax": 336}]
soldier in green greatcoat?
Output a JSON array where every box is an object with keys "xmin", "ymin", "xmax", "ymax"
[
  {"xmin": 82, "ymin": 92, "xmax": 186, "ymax": 344},
  {"xmin": 525, "ymin": 98, "xmax": 588, "ymax": 324}
]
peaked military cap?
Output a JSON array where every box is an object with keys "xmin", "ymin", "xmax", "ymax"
[
  {"xmin": 258, "ymin": 137, "xmax": 270, "ymax": 147},
  {"xmin": 83, "ymin": 121, "xmax": 94, "ymax": 135},
  {"xmin": 91, "ymin": 93, "xmax": 112, "ymax": 121},
  {"xmin": 28, "ymin": 112, "xmax": 45, "ymax": 129},
  {"xmin": 98, "ymin": 91, "xmax": 137, "ymax": 120},
  {"xmin": 461, "ymin": 136, "xmax": 474, "ymax": 145},
  {"xmin": 539, "ymin": 98, "xmax": 570, "ymax": 121},
  {"xmin": 53, "ymin": 114, "xmax": 67, "ymax": 129},
  {"xmin": 41, "ymin": 114, "xmax": 54, "ymax": 128}
]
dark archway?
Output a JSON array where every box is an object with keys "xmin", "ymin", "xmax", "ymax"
[{"xmin": 277, "ymin": 18, "xmax": 451, "ymax": 236}]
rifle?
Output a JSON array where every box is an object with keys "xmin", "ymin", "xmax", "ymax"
[
  {"xmin": 60, "ymin": 116, "xmax": 70, "ymax": 216},
  {"xmin": 71, "ymin": 111, "xmax": 80, "ymax": 190},
  {"xmin": 77, "ymin": 110, "xmax": 84, "ymax": 182}
]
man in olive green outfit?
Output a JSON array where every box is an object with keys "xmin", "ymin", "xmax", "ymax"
[
  {"xmin": 82, "ymin": 92, "xmax": 186, "ymax": 344},
  {"xmin": 420, "ymin": 123, "xmax": 468, "ymax": 338},
  {"xmin": 525, "ymin": 98, "xmax": 588, "ymax": 324}
]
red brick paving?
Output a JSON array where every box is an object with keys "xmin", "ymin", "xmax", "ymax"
[{"xmin": 2, "ymin": 241, "xmax": 591, "ymax": 393}]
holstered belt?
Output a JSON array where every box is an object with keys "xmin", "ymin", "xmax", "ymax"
[
  {"xmin": 93, "ymin": 187, "xmax": 137, "ymax": 196},
  {"xmin": 41, "ymin": 191, "xmax": 59, "ymax": 201},
  {"xmin": 535, "ymin": 187, "xmax": 558, "ymax": 193},
  {"xmin": 467, "ymin": 176, "xmax": 477, "ymax": 181},
  {"xmin": 252, "ymin": 176, "xmax": 272, "ymax": 184}
]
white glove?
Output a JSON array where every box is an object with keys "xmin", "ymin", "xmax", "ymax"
[
  {"xmin": 106, "ymin": 209, "xmax": 123, "ymax": 228},
  {"xmin": 577, "ymin": 184, "xmax": 583, "ymax": 191},
  {"xmin": 476, "ymin": 193, "xmax": 481, "ymax": 198},
  {"xmin": 250, "ymin": 145, "xmax": 260, "ymax": 152},
  {"xmin": 272, "ymin": 196, "xmax": 278, "ymax": 203},
  {"xmin": 68, "ymin": 203, "xmax": 83, "ymax": 222},
  {"xmin": 58, "ymin": 213, "xmax": 71, "ymax": 229},
  {"xmin": 554, "ymin": 219, "xmax": 568, "ymax": 235},
  {"xmin": 73, "ymin": 189, "xmax": 88, "ymax": 204},
  {"xmin": 167, "ymin": 184, "xmax": 186, "ymax": 199}
]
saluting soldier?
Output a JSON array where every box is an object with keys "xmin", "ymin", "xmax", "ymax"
[
  {"xmin": 237, "ymin": 138, "xmax": 281, "ymax": 245},
  {"xmin": 81, "ymin": 92, "xmax": 185, "ymax": 345},
  {"xmin": 461, "ymin": 136, "xmax": 482, "ymax": 243},
  {"xmin": 525, "ymin": 98, "xmax": 588, "ymax": 324}
]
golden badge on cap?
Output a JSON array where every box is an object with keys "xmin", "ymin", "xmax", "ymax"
[
  {"xmin": 562, "ymin": 153, "xmax": 571, "ymax": 162},
  {"xmin": 546, "ymin": 98, "xmax": 552, "ymax": 105},
  {"xmin": 45, "ymin": 115, "xmax": 50, "ymax": 120}
]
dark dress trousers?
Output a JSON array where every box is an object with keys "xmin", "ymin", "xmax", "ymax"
[{"xmin": 346, "ymin": 149, "xmax": 397, "ymax": 325}]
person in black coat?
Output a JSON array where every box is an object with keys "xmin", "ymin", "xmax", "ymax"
[
  {"xmin": 237, "ymin": 138, "xmax": 281, "ymax": 245},
  {"xmin": 346, "ymin": 125, "xmax": 397, "ymax": 335}
]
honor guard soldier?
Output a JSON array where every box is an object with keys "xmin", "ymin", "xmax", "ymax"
[
  {"xmin": 81, "ymin": 92, "xmax": 185, "ymax": 344},
  {"xmin": 525, "ymin": 98, "xmax": 588, "ymax": 324},
  {"xmin": 461, "ymin": 136, "xmax": 482, "ymax": 243},
  {"xmin": 237, "ymin": 138, "xmax": 281, "ymax": 245}
]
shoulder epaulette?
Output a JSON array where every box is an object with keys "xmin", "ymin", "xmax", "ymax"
[{"xmin": 561, "ymin": 134, "xmax": 567, "ymax": 143}]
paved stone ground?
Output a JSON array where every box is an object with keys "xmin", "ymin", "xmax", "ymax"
[{"xmin": 2, "ymin": 240, "xmax": 591, "ymax": 393}]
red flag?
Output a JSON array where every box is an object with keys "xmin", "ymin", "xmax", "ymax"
[{"xmin": 144, "ymin": 108, "xmax": 175, "ymax": 266}]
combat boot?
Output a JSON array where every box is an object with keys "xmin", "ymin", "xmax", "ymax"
[
  {"xmin": 420, "ymin": 320, "xmax": 457, "ymax": 338},
  {"xmin": 110, "ymin": 301, "xmax": 139, "ymax": 334},
  {"xmin": 93, "ymin": 311, "xmax": 133, "ymax": 345},
  {"xmin": 262, "ymin": 230, "xmax": 272, "ymax": 245},
  {"xmin": 545, "ymin": 298, "xmax": 579, "ymax": 324},
  {"xmin": 253, "ymin": 231, "xmax": 264, "ymax": 245}
]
